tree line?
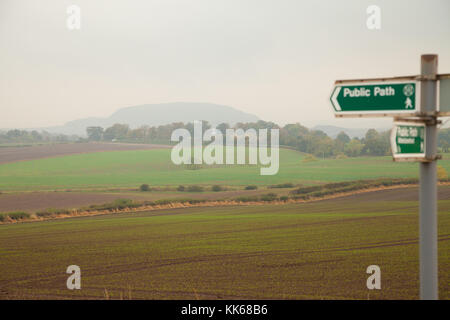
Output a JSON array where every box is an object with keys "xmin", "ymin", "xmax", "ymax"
[
  {"xmin": 2, "ymin": 121, "xmax": 449, "ymax": 158},
  {"xmin": 0, "ymin": 130, "xmax": 78, "ymax": 144},
  {"xmin": 85, "ymin": 121, "xmax": 450, "ymax": 157}
]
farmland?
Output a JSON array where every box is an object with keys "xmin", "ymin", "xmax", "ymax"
[
  {"xmin": 1, "ymin": 145, "xmax": 449, "ymax": 192},
  {"xmin": 0, "ymin": 188, "xmax": 449, "ymax": 300},
  {"xmin": 0, "ymin": 142, "xmax": 170, "ymax": 165},
  {"xmin": 0, "ymin": 143, "xmax": 449, "ymax": 300}
]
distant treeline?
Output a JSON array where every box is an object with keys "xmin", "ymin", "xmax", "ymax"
[
  {"xmin": 0, "ymin": 130, "xmax": 78, "ymax": 144},
  {"xmin": 2, "ymin": 121, "xmax": 449, "ymax": 157},
  {"xmin": 85, "ymin": 121, "xmax": 450, "ymax": 157}
]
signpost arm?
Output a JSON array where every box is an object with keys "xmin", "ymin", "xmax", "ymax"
[{"xmin": 419, "ymin": 54, "xmax": 438, "ymax": 300}]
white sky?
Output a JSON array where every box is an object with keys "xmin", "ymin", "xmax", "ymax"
[{"xmin": 1, "ymin": 0, "xmax": 449, "ymax": 129}]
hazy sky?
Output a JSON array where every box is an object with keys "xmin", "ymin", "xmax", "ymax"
[{"xmin": 1, "ymin": 0, "xmax": 449, "ymax": 129}]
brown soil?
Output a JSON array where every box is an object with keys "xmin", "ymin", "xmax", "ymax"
[
  {"xmin": 319, "ymin": 184, "xmax": 450, "ymax": 202},
  {"xmin": 0, "ymin": 192, "xmax": 128, "ymax": 212},
  {"xmin": 0, "ymin": 142, "xmax": 170, "ymax": 164},
  {"xmin": 2, "ymin": 184, "xmax": 449, "ymax": 225},
  {"xmin": 0, "ymin": 189, "xmax": 268, "ymax": 212}
]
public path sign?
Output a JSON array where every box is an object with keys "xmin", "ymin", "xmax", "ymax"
[
  {"xmin": 439, "ymin": 77, "xmax": 450, "ymax": 115},
  {"xmin": 330, "ymin": 81, "xmax": 419, "ymax": 117},
  {"xmin": 391, "ymin": 121, "xmax": 426, "ymax": 160}
]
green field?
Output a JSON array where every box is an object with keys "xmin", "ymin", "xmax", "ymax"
[
  {"xmin": 1, "ymin": 148, "xmax": 448, "ymax": 191},
  {"xmin": 1, "ymin": 193, "xmax": 449, "ymax": 300}
]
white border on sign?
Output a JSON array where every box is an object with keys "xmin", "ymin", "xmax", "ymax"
[
  {"xmin": 390, "ymin": 121, "xmax": 426, "ymax": 159},
  {"xmin": 330, "ymin": 80, "xmax": 421, "ymax": 117}
]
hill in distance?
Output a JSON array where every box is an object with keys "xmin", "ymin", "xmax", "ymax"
[
  {"xmin": 44, "ymin": 102, "xmax": 260, "ymax": 136},
  {"xmin": 23, "ymin": 103, "xmax": 391, "ymax": 139}
]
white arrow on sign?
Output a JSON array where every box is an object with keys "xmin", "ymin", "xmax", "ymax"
[{"xmin": 331, "ymin": 86, "xmax": 341, "ymax": 111}]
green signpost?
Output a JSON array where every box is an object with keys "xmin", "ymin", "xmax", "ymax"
[
  {"xmin": 439, "ymin": 77, "xmax": 450, "ymax": 115},
  {"xmin": 330, "ymin": 56, "xmax": 450, "ymax": 300},
  {"xmin": 330, "ymin": 81, "xmax": 419, "ymax": 116},
  {"xmin": 391, "ymin": 122, "xmax": 426, "ymax": 160}
]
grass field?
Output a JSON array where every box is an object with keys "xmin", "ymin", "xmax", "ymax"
[
  {"xmin": 1, "ymin": 148, "xmax": 449, "ymax": 191},
  {"xmin": 1, "ymin": 190, "xmax": 449, "ymax": 299}
]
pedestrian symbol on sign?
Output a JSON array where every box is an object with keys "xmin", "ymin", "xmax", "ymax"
[{"xmin": 405, "ymin": 97, "xmax": 413, "ymax": 109}]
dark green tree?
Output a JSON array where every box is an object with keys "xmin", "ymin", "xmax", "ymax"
[{"xmin": 86, "ymin": 126, "xmax": 104, "ymax": 141}]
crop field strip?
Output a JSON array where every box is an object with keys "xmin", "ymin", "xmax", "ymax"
[
  {"xmin": 1, "ymin": 193, "xmax": 449, "ymax": 300},
  {"xmin": 2, "ymin": 182, "xmax": 448, "ymax": 224},
  {"xmin": 0, "ymin": 142, "xmax": 170, "ymax": 164},
  {"xmin": 1, "ymin": 147, "xmax": 449, "ymax": 191}
]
